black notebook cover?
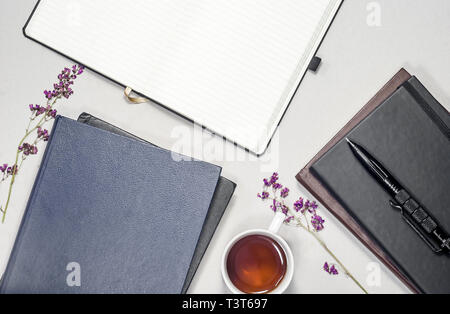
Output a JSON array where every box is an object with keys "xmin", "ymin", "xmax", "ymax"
[
  {"xmin": 77, "ymin": 113, "xmax": 236, "ymax": 293},
  {"xmin": 0, "ymin": 116, "xmax": 221, "ymax": 294},
  {"xmin": 311, "ymin": 77, "xmax": 450, "ymax": 294}
]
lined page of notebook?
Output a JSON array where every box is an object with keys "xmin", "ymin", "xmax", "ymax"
[{"xmin": 25, "ymin": 0, "xmax": 342, "ymax": 154}]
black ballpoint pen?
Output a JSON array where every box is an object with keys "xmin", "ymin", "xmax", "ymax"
[{"xmin": 346, "ymin": 138, "xmax": 450, "ymax": 254}]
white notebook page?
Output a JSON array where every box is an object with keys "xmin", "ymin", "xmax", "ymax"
[{"xmin": 25, "ymin": 0, "xmax": 342, "ymax": 154}]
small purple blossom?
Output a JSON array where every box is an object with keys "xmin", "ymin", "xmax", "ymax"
[
  {"xmin": 272, "ymin": 183, "xmax": 283, "ymax": 190},
  {"xmin": 305, "ymin": 200, "xmax": 313, "ymax": 212},
  {"xmin": 72, "ymin": 64, "xmax": 84, "ymax": 75},
  {"xmin": 280, "ymin": 187, "xmax": 289, "ymax": 198},
  {"xmin": 324, "ymin": 262, "xmax": 338, "ymax": 275},
  {"xmin": 303, "ymin": 200, "xmax": 318, "ymax": 214},
  {"xmin": 257, "ymin": 191, "xmax": 269, "ymax": 200},
  {"xmin": 324, "ymin": 262, "xmax": 330, "ymax": 273},
  {"xmin": 330, "ymin": 265, "xmax": 339, "ymax": 275},
  {"xmin": 294, "ymin": 197, "xmax": 304, "ymax": 212},
  {"xmin": 270, "ymin": 199, "xmax": 280, "ymax": 212},
  {"xmin": 43, "ymin": 90, "xmax": 52, "ymax": 99},
  {"xmin": 37, "ymin": 127, "xmax": 50, "ymax": 141},
  {"xmin": 284, "ymin": 216, "xmax": 294, "ymax": 223},
  {"xmin": 1, "ymin": 164, "xmax": 18, "ymax": 177},
  {"xmin": 47, "ymin": 109, "xmax": 57, "ymax": 118},
  {"xmin": 0, "ymin": 164, "xmax": 8, "ymax": 173},
  {"xmin": 8, "ymin": 165, "xmax": 18, "ymax": 175},
  {"xmin": 18, "ymin": 143, "xmax": 38, "ymax": 156},
  {"xmin": 270, "ymin": 172, "xmax": 279, "ymax": 185},
  {"xmin": 311, "ymin": 214, "xmax": 325, "ymax": 232},
  {"xmin": 29, "ymin": 104, "xmax": 46, "ymax": 116}
]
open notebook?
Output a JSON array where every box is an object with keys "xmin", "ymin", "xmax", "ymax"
[{"xmin": 24, "ymin": 0, "xmax": 342, "ymax": 154}]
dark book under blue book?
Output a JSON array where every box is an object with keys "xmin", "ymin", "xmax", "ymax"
[{"xmin": 0, "ymin": 116, "xmax": 222, "ymax": 294}]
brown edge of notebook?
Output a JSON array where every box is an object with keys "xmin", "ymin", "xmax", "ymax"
[{"xmin": 296, "ymin": 68, "xmax": 421, "ymax": 294}]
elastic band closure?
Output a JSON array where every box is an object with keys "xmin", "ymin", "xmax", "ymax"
[
  {"xmin": 124, "ymin": 87, "xmax": 149, "ymax": 104},
  {"xmin": 403, "ymin": 81, "xmax": 450, "ymax": 140}
]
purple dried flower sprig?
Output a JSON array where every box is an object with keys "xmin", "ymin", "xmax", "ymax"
[
  {"xmin": 0, "ymin": 164, "xmax": 18, "ymax": 182},
  {"xmin": 0, "ymin": 64, "xmax": 85, "ymax": 223},
  {"xmin": 44, "ymin": 65, "xmax": 84, "ymax": 100},
  {"xmin": 257, "ymin": 173, "xmax": 368, "ymax": 294},
  {"xmin": 324, "ymin": 262, "xmax": 339, "ymax": 275},
  {"xmin": 18, "ymin": 143, "xmax": 38, "ymax": 156},
  {"xmin": 37, "ymin": 127, "xmax": 50, "ymax": 142},
  {"xmin": 280, "ymin": 187, "xmax": 289, "ymax": 198},
  {"xmin": 257, "ymin": 173, "xmax": 325, "ymax": 233},
  {"xmin": 311, "ymin": 214, "xmax": 325, "ymax": 232}
]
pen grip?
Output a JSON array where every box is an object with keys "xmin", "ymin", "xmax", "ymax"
[{"xmin": 395, "ymin": 190, "xmax": 448, "ymax": 253}]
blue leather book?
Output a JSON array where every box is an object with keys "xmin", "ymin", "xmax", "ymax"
[{"xmin": 0, "ymin": 116, "xmax": 221, "ymax": 294}]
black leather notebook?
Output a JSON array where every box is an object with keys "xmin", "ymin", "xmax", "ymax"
[
  {"xmin": 77, "ymin": 113, "xmax": 236, "ymax": 293},
  {"xmin": 311, "ymin": 77, "xmax": 450, "ymax": 294}
]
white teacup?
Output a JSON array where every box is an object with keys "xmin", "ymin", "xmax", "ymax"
[{"xmin": 221, "ymin": 212, "xmax": 294, "ymax": 294}]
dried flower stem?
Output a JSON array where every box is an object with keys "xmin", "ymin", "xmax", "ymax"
[
  {"xmin": 283, "ymin": 205, "xmax": 367, "ymax": 294},
  {"xmin": 1, "ymin": 65, "xmax": 84, "ymax": 223},
  {"xmin": 303, "ymin": 224, "xmax": 368, "ymax": 294},
  {"xmin": 258, "ymin": 173, "xmax": 368, "ymax": 294},
  {"xmin": 1, "ymin": 106, "xmax": 52, "ymax": 223}
]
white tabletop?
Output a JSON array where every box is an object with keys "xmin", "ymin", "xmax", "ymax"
[{"xmin": 1, "ymin": 0, "xmax": 449, "ymax": 294}]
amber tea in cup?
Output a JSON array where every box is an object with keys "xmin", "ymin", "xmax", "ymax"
[{"xmin": 226, "ymin": 234, "xmax": 287, "ymax": 294}]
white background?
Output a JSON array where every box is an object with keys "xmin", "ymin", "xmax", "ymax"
[{"xmin": 1, "ymin": 0, "xmax": 449, "ymax": 294}]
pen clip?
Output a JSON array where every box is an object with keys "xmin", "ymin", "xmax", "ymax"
[{"xmin": 389, "ymin": 200, "xmax": 402, "ymax": 211}]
